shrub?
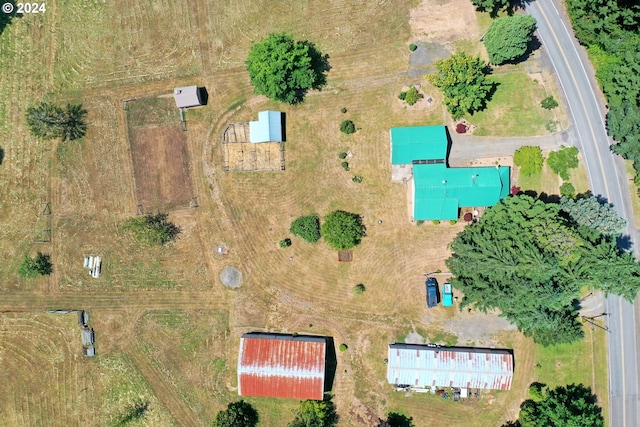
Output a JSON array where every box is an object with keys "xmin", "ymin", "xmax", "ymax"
[
  {"xmin": 340, "ymin": 107, "xmax": 347, "ymax": 113},
  {"xmin": 18, "ymin": 252, "xmax": 53, "ymax": 278},
  {"xmin": 560, "ymin": 182, "xmax": 576, "ymax": 198},
  {"xmin": 404, "ymin": 86, "xmax": 424, "ymax": 106},
  {"xmin": 409, "ymin": 43, "xmax": 417, "ymax": 51},
  {"xmin": 514, "ymin": 146, "xmax": 544, "ymax": 176},
  {"xmin": 449, "ymin": 220, "xmax": 457, "ymax": 225},
  {"xmin": 541, "ymin": 95, "xmax": 559, "ymax": 110},
  {"xmin": 416, "ymin": 220, "xmax": 424, "ymax": 226},
  {"xmin": 123, "ymin": 213, "xmax": 181, "ymax": 246},
  {"xmin": 529, "ymin": 382, "xmax": 546, "ymax": 401},
  {"xmin": 341, "ymin": 161, "xmax": 350, "ymax": 171},
  {"xmin": 432, "ymin": 220, "xmax": 440, "ymax": 225},
  {"xmin": 290, "ymin": 214, "xmax": 321, "ymax": 243},
  {"xmin": 352, "ymin": 175, "xmax": 363, "ymax": 183},
  {"xmin": 353, "ymin": 283, "xmax": 366, "ymax": 295},
  {"xmin": 279, "ymin": 238, "xmax": 292, "ymax": 248},
  {"xmin": 322, "ymin": 210, "xmax": 365, "ymax": 250},
  {"xmin": 398, "ymin": 91, "xmax": 407, "ymax": 101},
  {"xmin": 340, "ymin": 119, "xmax": 356, "ymax": 134},
  {"xmin": 339, "ymin": 343, "xmax": 348, "ymax": 351},
  {"xmin": 338, "ymin": 152, "xmax": 347, "ymax": 159}
]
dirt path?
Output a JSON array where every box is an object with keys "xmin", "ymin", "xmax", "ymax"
[
  {"xmin": 0, "ymin": 291, "xmax": 225, "ymax": 312},
  {"xmin": 125, "ymin": 349, "xmax": 202, "ymax": 427}
]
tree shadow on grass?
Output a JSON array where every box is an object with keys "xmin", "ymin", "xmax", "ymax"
[{"xmin": 0, "ymin": 147, "xmax": 4, "ymax": 165}]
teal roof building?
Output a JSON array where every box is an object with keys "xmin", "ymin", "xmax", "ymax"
[{"xmin": 391, "ymin": 126, "xmax": 510, "ymax": 220}]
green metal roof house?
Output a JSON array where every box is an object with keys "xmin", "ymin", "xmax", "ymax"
[{"xmin": 391, "ymin": 125, "xmax": 510, "ymax": 221}]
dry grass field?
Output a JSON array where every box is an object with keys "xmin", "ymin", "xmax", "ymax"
[{"xmin": 0, "ymin": 0, "xmax": 605, "ymax": 426}]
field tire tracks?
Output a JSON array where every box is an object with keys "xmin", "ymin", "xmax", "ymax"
[{"xmin": 126, "ymin": 349, "xmax": 202, "ymax": 427}]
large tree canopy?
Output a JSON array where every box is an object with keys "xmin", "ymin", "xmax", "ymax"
[
  {"xmin": 511, "ymin": 384, "xmax": 604, "ymax": 427},
  {"xmin": 446, "ymin": 195, "xmax": 640, "ymax": 345},
  {"xmin": 245, "ymin": 32, "xmax": 328, "ymax": 104},
  {"xmin": 321, "ymin": 210, "xmax": 365, "ymax": 250},
  {"xmin": 426, "ymin": 52, "xmax": 493, "ymax": 119},
  {"xmin": 288, "ymin": 400, "xmax": 338, "ymax": 427},
  {"xmin": 484, "ymin": 15, "xmax": 537, "ymax": 65}
]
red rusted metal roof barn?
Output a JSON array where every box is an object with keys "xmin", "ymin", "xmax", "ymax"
[{"xmin": 237, "ymin": 333, "xmax": 327, "ymax": 400}]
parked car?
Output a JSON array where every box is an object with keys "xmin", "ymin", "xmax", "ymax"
[
  {"xmin": 442, "ymin": 283, "xmax": 453, "ymax": 307},
  {"xmin": 426, "ymin": 277, "xmax": 438, "ymax": 307}
]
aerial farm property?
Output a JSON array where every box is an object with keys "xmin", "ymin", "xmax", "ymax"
[{"xmin": 0, "ymin": 0, "xmax": 625, "ymax": 426}]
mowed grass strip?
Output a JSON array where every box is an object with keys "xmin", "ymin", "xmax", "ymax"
[{"xmin": 0, "ymin": 13, "xmax": 54, "ymax": 285}]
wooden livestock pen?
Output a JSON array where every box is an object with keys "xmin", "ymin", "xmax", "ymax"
[{"xmin": 221, "ymin": 122, "xmax": 285, "ymax": 172}]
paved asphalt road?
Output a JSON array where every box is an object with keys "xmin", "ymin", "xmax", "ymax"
[{"xmin": 526, "ymin": 0, "xmax": 640, "ymax": 425}]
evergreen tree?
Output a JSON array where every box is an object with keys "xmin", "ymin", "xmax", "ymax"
[
  {"xmin": 446, "ymin": 195, "xmax": 640, "ymax": 345},
  {"xmin": 484, "ymin": 15, "xmax": 537, "ymax": 65},
  {"xmin": 559, "ymin": 195, "xmax": 626, "ymax": 237}
]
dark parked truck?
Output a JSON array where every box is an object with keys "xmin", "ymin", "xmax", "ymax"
[{"xmin": 426, "ymin": 277, "xmax": 438, "ymax": 307}]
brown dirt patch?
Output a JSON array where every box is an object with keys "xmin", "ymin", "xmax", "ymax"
[
  {"xmin": 409, "ymin": 0, "xmax": 479, "ymax": 43},
  {"xmin": 129, "ymin": 125, "xmax": 194, "ymax": 211}
]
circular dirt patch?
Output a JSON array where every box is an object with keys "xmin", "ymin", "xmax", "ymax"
[{"xmin": 220, "ymin": 266, "xmax": 242, "ymax": 289}]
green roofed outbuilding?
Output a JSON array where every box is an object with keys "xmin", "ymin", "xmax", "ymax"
[
  {"xmin": 391, "ymin": 125, "xmax": 510, "ymax": 221},
  {"xmin": 390, "ymin": 126, "xmax": 448, "ymax": 165}
]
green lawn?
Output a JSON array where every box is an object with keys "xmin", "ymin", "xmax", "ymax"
[
  {"xmin": 531, "ymin": 327, "xmax": 609, "ymax": 424},
  {"xmin": 469, "ymin": 73, "xmax": 556, "ymax": 136}
]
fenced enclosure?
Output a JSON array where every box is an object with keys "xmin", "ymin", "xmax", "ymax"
[{"xmin": 221, "ymin": 123, "xmax": 285, "ymax": 172}]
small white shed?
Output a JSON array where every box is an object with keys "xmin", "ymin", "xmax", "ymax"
[{"xmin": 174, "ymin": 86, "xmax": 204, "ymax": 108}]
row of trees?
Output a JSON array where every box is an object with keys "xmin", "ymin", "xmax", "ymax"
[
  {"xmin": 289, "ymin": 211, "xmax": 365, "ymax": 250},
  {"xmin": 565, "ymin": 1, "xmax": 640, "ymax": 186},
  {"xmin": 514, "ymin": 145, "xmax": 579, "ymax": 179},
  {"xmin": 213, "ymin": 399, "xmax": 338, "ymax": 427},
  {"xmin": 446, "ymin": 194, "xmax": 637, "ymax": 345}
]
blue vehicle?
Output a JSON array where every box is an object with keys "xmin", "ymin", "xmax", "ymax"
[
  {"xmin": 442, "ymin": 283, "xmax": 453, "ymax": 307},
  {"xmin": 426, "ymin": 277, "xmax": 438, "ymax": 307}
]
